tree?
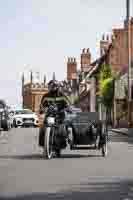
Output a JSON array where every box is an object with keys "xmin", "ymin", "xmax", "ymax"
[
  {"xmin": 100, "ymin": 78, "xmax": 114, "ymax": 105},
  {"xmin": 98, "ymin": 64, "xmax": 115, "ymax": 125}
]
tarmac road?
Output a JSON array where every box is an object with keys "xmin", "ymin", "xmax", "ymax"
[{"xmin": 0, "ymin": 128, "xmax": 132, "ymax": 200}]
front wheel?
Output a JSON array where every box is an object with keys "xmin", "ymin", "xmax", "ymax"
[
  {"xmin": 13, "ymin": 120, "xmax": 17, "ymax": 128},
  {"xmin": 55, "ymin": 149, "xmax": 61, "ymax": 158},
  {"xmin": 2, "ymin": 121, "xmax": 9, "ymax": 131},
  {"xmin": 43, "ymin": 127, "xmax": 54, "ymax": 159}
]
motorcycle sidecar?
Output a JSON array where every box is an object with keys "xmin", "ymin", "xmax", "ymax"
[{"xmin": 65, "ymin": 112, "xmax": 108, "ymax": 157}]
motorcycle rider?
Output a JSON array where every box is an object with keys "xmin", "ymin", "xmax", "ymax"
[{"xmin": 38, "ymin": 79, "xmax": 71, "ymax": 147}]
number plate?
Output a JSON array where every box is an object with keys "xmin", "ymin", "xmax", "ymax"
[{"xmin": 25, "ymin": 120, "xmax": 33, "ymax": 123}]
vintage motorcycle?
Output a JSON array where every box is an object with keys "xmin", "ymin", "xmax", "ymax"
[{"xmin": 43, "ymin": 104, "xmax": 108, "ymax": 159}]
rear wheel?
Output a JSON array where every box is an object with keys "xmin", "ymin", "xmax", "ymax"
[{"xmin": 43, "ymin": 127, "xmax": 54, "ymax": 159}]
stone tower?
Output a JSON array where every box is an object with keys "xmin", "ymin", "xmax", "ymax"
[{"xmin": 22, "ymin": 71, "xmax": 48, "ymax": 119}]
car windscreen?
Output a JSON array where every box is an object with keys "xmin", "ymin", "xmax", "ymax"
[{"xmin": 15, "ymin": 110, "xmax": 33, "ymax": 115}]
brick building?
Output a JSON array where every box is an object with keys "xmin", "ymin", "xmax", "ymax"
[
  {"xmin": 93, "ymin": 17, "xmax": 133, "ymax": 127},
  {"xmin": 22, "ymin": 71, "xmax": 48, "ymax": 119},
  {"xmin": 66, "ymin": 48, "xmax": 97, "ymax": 111},
  {"xmin": 65, "ymin": 17, "xmax": 133, "ymax": 126},
  {"xmin": 66, "ymin": 48, "xmax": 92, "ymax": 86},
  {"xmin": 100, "ymin": 18, "xmax": 133, "ymax": 74}
]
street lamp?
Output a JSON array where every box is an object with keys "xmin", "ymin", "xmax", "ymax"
[{"xmin": 126, "ymin": 0, "xmax": 132, "ymax": 127}]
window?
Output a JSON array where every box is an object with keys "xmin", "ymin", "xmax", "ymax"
[{"xmin": 15, "ymin": 109, "xmax": 33, "ymax": 115}]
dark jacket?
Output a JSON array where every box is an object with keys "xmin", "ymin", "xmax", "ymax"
[{"xmin": 39, "ymin": 91, "xmax": 71, "ymax": 113}]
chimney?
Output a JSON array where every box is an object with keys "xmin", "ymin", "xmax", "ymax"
[
  {"xmin": 67, "ymin": 57, "xmax": 77, "ymax": 81},
  {"xmin": 81, "ymin": 48, "xmax": 91, "ymax": 72}
]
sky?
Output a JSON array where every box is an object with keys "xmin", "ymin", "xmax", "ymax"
[{"xmin": 0, "ymin": 0, "xmax": 133, "ymax": 107}]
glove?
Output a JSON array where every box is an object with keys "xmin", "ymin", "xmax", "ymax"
[
  {"xmin": 65, "ymin": 107, "xmax": 72, "ymax": 113},
  {"xmin": 39, "ymin": 107, "xmax": 44, "ymax": 114},
  {"xmin": 39, "ymin": 110, "xmax": 43, "ymax": 114}
]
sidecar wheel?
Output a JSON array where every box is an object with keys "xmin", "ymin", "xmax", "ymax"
[
  {"xmin": 67, "ymin": 127, "xmax": 73, "ymax": 148},
  {"xmin": 101, "ymin": 135, "xmax": 108, "ymax": 157},
  {"xmin": 43, "ymin": 127, "xmax": 54, "ymax": 159}
]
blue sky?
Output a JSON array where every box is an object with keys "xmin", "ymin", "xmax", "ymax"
[{"xmin": 0, "ymin": 0, "xmax": 132, "ymax": 107}]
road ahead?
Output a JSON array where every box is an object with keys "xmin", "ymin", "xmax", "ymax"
[{"xmin": 0, "ymin": 128, "xmax": 132, "ymax": 199}]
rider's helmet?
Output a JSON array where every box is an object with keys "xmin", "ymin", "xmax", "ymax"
[{"xmin": 48, "ymin": 80, "xmax": 59, "ymax": 93}]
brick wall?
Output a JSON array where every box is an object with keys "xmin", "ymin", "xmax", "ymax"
[
  {"xmin": 109, "ymin": 18, "xmax": 133, "ymax": 74},
  {"xmin": 22, "ymin": 83, "xmax": 48, "ymax": 122}
]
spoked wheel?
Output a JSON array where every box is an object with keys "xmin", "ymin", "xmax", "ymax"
[
  {"xmin": 43, "ymin": 127, "xmax": 54, "ymax": 159},
  {"xmin": 101, "ymin": 134, "xmax": 108, "ymax": 157},
  {"xmin": 13, "ymin": 120, "xmax": 17, "ymax": 128},
  {"xmin": 95, "ymin": 135, "xmax": 100, "ymax": 149},
  {"xmin": 55, "ymin": 149, "xmax": 61, "ymax": 158},
  {"xmin": 67, "ymin": 127, "xmax": 73, "ymax": 150},
  {"xmin": 102, "ymin": 122, "xmax": 109, "ymax": 140}
]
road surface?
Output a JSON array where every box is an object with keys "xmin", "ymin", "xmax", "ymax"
[{"xmin": 0, "ymin": 128, "xmax": 132, "ymax": 199}]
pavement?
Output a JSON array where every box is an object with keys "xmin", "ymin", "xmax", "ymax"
[
  {"xmin": 111, "ymin": 128, "xmax": 128, "ymax": 135},
  {"xmin": 0, "ymin": 128, "xmax": 132, "ymax": 199}
]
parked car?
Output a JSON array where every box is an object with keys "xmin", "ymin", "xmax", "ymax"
[
  {"xmin": 10, "ymin": 109, "xmax": 39, "ymax": 128},
  {"xmin": 0, "ymin": 100, "xmax": 11, "ymax": 131}
]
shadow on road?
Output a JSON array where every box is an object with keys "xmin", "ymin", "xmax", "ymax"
[
  {"xmin": 57, "ymin": 153, "xmax": 102, "ymax": 159},
  {"xmin": 0, "ymin": 153, "xmax": 102, "ymax": 160},
  {"xmin": 108, "ymin": 132, "xmax": 128, "ymax": 143},
  {"xmin": 0, "ymin": 179, "xmax": 132, "ymax": 200},
  {"xmin": 128, "ymin": 129, "xmax": 133, "ymax": 146},
  {"xmin": 0, "ymin": 154, "xmax": 43, "ymax": 160}
]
